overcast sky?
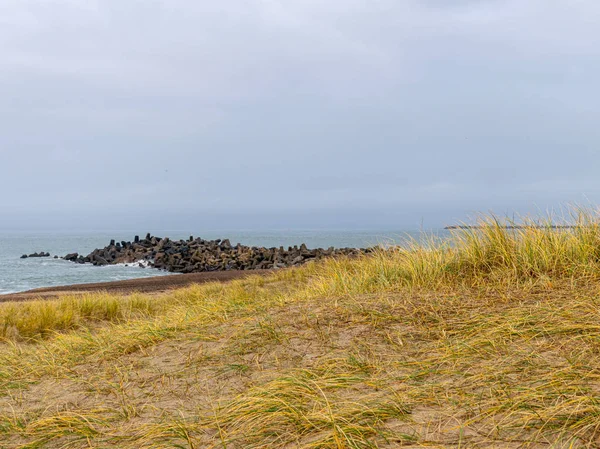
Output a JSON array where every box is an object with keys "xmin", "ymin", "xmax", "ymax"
[{"xmin": 1, "ymin": 0, "xmax": 599, "ymax": 231}]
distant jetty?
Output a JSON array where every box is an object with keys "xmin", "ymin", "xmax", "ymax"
[{"xmin": 445, "ymin": 225, "xmax": 581, "ymax": 230}]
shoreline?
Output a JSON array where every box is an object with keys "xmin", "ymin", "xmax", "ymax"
[{"xmin": 0, "ymin": 269, "xmax": 272, "ymax": 302}]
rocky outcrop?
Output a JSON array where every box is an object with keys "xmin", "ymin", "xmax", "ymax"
[
  {"xmin": 62, "ymin": 234, "xmax": 372, "ymax": 273},
  {"xmin": 21, "ymin": 252, "xmax": 51, "ymax": 259}
]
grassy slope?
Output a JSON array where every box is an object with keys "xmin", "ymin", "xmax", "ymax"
[{"xmin": 2, "ymin": 217, "xmax": 600, "ymax": 448}]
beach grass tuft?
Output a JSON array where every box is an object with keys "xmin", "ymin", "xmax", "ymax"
[{"xmin": 2, "ymin": 209, "xmax": 600, "ymax": 447}]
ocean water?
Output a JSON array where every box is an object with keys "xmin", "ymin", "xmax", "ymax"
[{"xmin": 0, "ymin": 230, "xmax": 432, "ymax": 295}]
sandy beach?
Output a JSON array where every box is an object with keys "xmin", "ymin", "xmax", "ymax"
[{"xmin": 0, "ymin": 270, "xmax": 272, "ymax": 302}]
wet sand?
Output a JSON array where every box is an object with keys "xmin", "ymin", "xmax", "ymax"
[{"xmin": 0, "ymin": 270, "xmax": 272, "ymax": 302}]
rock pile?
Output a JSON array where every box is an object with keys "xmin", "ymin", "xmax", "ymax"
[
  {"xmin": 20, "ymin": 252, "xmax": 51, "ymax": 259},
  {"xmin": 63, "ymin": 234, "xmax": 371, "ymax": 273}
]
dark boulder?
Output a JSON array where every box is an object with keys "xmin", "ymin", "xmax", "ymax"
[
  {"xmin": 63, "ymin": 253, "xmax": 79, "ymax": 262},
  {"xmin": 93, "ymin": 255, "xmax": 109, "ymax": 266}
]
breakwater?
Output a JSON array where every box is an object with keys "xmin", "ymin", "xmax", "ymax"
[{"xmin": 63, "ymin": 234, "xmax": 372, "ymax": 273}]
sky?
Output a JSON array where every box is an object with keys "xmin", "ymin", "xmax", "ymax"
[{"xmin": 1, "ymin": 0, "xmax": 599, "ymax": 231}]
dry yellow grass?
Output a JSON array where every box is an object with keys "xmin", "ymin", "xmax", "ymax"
[{"xmin": 2, "ymin": 211, "xmax": 600, "ymax": 448}]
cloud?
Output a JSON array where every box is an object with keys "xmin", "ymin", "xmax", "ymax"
[{"xmin": 1, "ymin": 0, "xmax": 599, "ymax": 230}]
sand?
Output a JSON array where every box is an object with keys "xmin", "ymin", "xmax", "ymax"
[{"xmin": 0, "ymin": 270, "xmax": 272, "ymax": 302}]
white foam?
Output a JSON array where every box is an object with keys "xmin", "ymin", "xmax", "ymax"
[{"xmin": 112, "ymin": 260, "xmax": 154, "ymax": 269}]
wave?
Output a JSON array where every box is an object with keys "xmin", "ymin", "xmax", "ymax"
[{"xmin": 111, "ymin": 260, "xmax": 154, "ymax": 269}]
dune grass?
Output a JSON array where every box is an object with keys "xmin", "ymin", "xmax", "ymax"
[{"xmin": 2, "ymin": 210, "xmax": 600, "ymax": 447}]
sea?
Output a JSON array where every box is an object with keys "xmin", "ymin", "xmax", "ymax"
[{"xmin": 0, "ymin": 230, "xmax": 437, "ymax": 295}]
